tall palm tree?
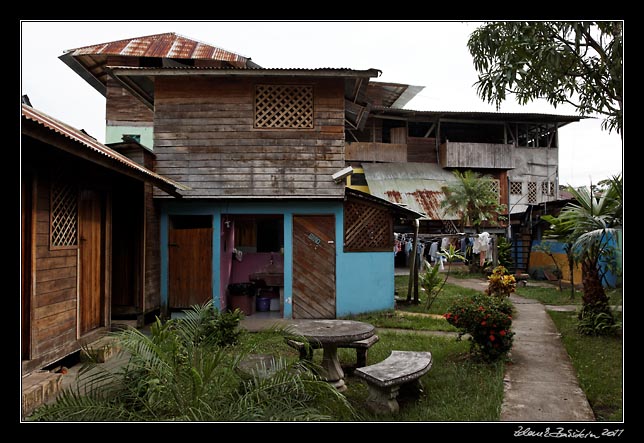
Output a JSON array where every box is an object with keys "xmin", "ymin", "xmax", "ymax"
[
  {"xmin": 441, "ymin": 170, "xmax": 506, "ymax": 233},
  {"xmin": 544, "ymin": 175, "xmax": 622, "ymax": 334}
]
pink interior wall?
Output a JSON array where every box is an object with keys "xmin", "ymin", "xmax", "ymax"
[{"xmin": 230, "ymin": 252, "xmax": 284, "ymax": 284}]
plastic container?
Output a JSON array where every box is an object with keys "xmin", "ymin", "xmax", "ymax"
[
  {"xmin": 228, "ymin": 283, "xmax": 256, "ymax": 315},
  {"xmin": 269, "ymin": 298, "xmax": 280, "ymax": 312},
  {"xmin": 256, "ymin": 297, "xmax": 271, "ymax": 312}
]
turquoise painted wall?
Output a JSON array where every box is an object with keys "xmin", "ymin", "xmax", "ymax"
[
  {"xmin": 106, "ymin": 125, "xmax": 154, "ymax": 149},
  {"xmin": 159, "ymin": 200, "xmax": 395, "ymax": 318},
  {"xmin": 336, "ymin": 252, "xmax": 395, "ymax": 316}
]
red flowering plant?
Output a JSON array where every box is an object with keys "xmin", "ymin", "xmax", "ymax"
[{"xmin": 444, "ymin": 293, "xmax": 514, "ymax": 361}]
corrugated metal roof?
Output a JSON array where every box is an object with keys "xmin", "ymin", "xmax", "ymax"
[
  {"xmin": 345, "ymin": 187, "xmax": 423, "ymax": 219},
  {"xmin": 63, "ymin": 32, "xmax": 250, "ymax": 64},
  {"xmin": 371, "ymin": 106, "xmax": 583, "ymax": 123},
  {"xmin": 361, "ymin": 163, "xmax": 459, "ymax": 221},
  {"xmin": 109, "ymin": 66, "xmax": 380, "ymax": 75},
  {"xmin": 367, "ymin": 82, "xmax": 424, "ymax": 108},
  {"xmin": 21, "ymin": 104, "xmax": 189, "ymax": 195}
]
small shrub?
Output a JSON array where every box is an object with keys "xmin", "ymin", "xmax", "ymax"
[
  {"xmin": 577, "ymin": 304, "xmax": 622, "ymax": 336},
  {"xmin": 485, "ymin": 265, "xmax": 516, "ymax": 298},
  {"xmin": 444, "ymin": 293, "xmax": 514, "ymax": 361}
]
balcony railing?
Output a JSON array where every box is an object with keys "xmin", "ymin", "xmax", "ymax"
[
  {"xmin": 439, "ymin": 142, "xmax": 514, "ymax": 169},
  {"xmin": 345, "ymin": 142, "xmax": 407, "ymax": 163}
]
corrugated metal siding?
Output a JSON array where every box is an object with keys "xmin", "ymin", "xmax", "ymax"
[{"xmin": 362, "ymin": 162, "xmax": 459, "ymax": 220}]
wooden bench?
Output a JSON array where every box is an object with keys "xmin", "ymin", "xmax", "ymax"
[
  {"xmin": 285, "ymin": 334, "xmax": 380, "ymax": 368},
  {"xmin": 354, "ymin": 350, "xmax": 433, "ymax": 414}
]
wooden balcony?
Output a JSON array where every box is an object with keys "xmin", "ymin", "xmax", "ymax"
[
  {"xmin": 345, "ymin": 142, "xmax": 407, "ymax": 163},
  {"xmin": 439, "ymin": 142, "xmax": 514, "ymax": 169}
]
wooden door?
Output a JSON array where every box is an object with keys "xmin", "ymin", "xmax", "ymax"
[
  {"xmin": 292, "ymin": 215, "xmax": 336, "ymax": 318},
  {"xmin": 79, "ymin": 189, "xmax": 104, "ymax": 334},
  {"xmin": 168, "ymin": 227, "xmax": 213, "ymax": 309}
]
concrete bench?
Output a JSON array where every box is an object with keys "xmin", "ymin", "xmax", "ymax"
[
  {"xmin": 354, "ymin": 350, "xmax": 433, "ymax": 414},
  {"xmin": 285, "ymin": 334, "xmax": 380, "ymax": 368},
  {"xmin": 235, "ymin": 354, "xmax": 279, "ymax": 381}
]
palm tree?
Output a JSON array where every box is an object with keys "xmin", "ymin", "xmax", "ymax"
[
  {"xmin": 544, "ymin": 175, "xmax": 622, "ymax": 334},
  {"xmin": 440, "ymin": 170, "xmax": 507, "ymax": 233}
]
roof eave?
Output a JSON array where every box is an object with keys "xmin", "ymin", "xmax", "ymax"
[
  {"xmin": 59, "ymin": 52, "xmax": 107, "ymax": 97},
  {"xmin": 107, "ymin": 67, "xmax": 382, "ymax": 78}
]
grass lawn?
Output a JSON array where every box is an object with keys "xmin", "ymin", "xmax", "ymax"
[
  {"xmin": 394, "ymin": 275, "xmax": 482, "ymax": 316},
  {"xmin": 515, "ymin": 285, "xmax": 622, "ymax": 307},
  {"xmin": 243, "ymin": 328, "xmax": 504, "ymax": 421},
  {"xmin": 548, "ymin": 311, "xmax": 623, "ymax": 421},
  {"xmin": 242, "ymin": 276, "xmax": 622, "ymax": 422}
]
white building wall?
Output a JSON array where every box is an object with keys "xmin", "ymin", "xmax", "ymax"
[{"xmin": 508, "ymin": 147, "xmax": 559, "ymax": 214}]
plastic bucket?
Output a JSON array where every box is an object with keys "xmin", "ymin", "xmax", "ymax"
[{"xmin": 256, "ymin": 297, "xmax": 271, "ymax": 312}]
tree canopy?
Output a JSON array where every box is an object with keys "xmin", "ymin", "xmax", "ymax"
[{"xmin": 468, "ymin": 22, "xmax": 623, "ymax": 135}]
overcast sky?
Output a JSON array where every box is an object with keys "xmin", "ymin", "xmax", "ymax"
[{"xmin": 20, "ymin": 20, "xmax": 622, "ymax": 187}]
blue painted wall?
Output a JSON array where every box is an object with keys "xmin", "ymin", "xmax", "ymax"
[
  {"xmin": 159, "ymin": 200, "xmax": 395, "ymax": 318},
  {"xmin": 530, "ymin": 232, "xmax": 622, "ymax": 288},
  {"xmin": 336, "ymin": 252, "xmax": 395, "ymax": 316}
]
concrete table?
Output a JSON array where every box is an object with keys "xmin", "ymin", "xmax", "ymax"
[{"xmin": 287, "ymin": 319, "xmax": 375, "ymax": 392}]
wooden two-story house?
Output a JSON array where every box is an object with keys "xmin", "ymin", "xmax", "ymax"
[
  {"xmin": 60, "ymin": 33, "xmax": 419, "ymax": 320},
  {"xmin": 345, "ymin": 81, "xmax": 582, "ymax": 241}
]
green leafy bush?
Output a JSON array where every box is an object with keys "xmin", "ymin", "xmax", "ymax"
[
  {"xmin": 444, "ymin": 293, "xmax": 514, "ymax": 361},
  {"xmin": 577, "ymin": 304, "xmax": 622, "ymax": 336},
  {"xmin": 485, "ymin": 265, "xmax": 516, "ymax": 298}
]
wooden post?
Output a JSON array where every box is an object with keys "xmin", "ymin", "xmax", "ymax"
[
  {"xmin": 413, "ymin": 253, "xmax": 420, "ymax": 304},
  {"xmin": 406, "ymin": 220, "xmax": 420, "ymax": 302}
]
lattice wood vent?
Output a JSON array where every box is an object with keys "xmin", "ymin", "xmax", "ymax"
[
  {"xmin": 528, "ymin": 182, "xmax": 537, "ymax": 203},
  {"xmin": 510, "ymin": 181, "xmax": 523, "ymax": 195},
  {"xmin": 482, "ymin": 179, "xmax": 501, "ymax": 202},
  {"xmin": 255, "ymin": 85, "xmax": 314, "ymax": 129},
  {"xmin": 50, "ymin": 178, "xmax": 78, "ymax": 248},
  {"xmin": 541, "ymin": 181, "xmax": 555, "ymax": 197},
  {"xmin": 344, "ymin": 199, "xmax": 392, "ymax": 252}
]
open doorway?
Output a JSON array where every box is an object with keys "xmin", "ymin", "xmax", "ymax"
[{"xmin": 221, "ymin": 214, "xmax": 284, "ymax": 318}]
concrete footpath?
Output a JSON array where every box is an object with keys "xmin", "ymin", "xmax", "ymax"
[{"xmin": 447, "ymin": 278, "xmax": 595, "ymax": 421}]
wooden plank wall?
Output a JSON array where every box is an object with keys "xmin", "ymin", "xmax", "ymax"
[
  {"xmin": 33, "ymin": 174, "xmax": 78, "ymax": 360},
  {"xmin": 439, "ymin": 142, "xmax": 514, "ymax": 169},
  {"xmin": 152, "ymin": 77, "xmax": 346, "ymax": 198},
  {"xmin": 345, "ymin": 142, "xmax": 407, "ymax": 162},
  {"xmin": 144, "ymin": 181, "xmax": 161, "ymax": 312},
  {"xmin": 407, "ymin": 137, "xmax": 437, "ymax": 163},
  {"xmin": 106, "ymin": 78, "xmax": 154, "ymax": 125}
]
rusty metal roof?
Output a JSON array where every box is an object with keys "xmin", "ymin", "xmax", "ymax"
[
  {"xmin": 108, "ymin": 66, "xmax": 380, "ymax": 75},
  {"xmin": 21, "ymin": 104, "xmax": 189, "ymax": 197},
  {"xmin": 345, "ymin": 187, "xmax": 423, "ymax": 219},
  {"xmin": 361, "ymin": 163, "xmax": 459, "ymax": 221},
  {"xmin": 63, "ymin": 32, "xmax": 251, "ymax": 63},
  {"xmin": 59, "ymin": 32, "xmax": 259, "ymax": 96}
]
